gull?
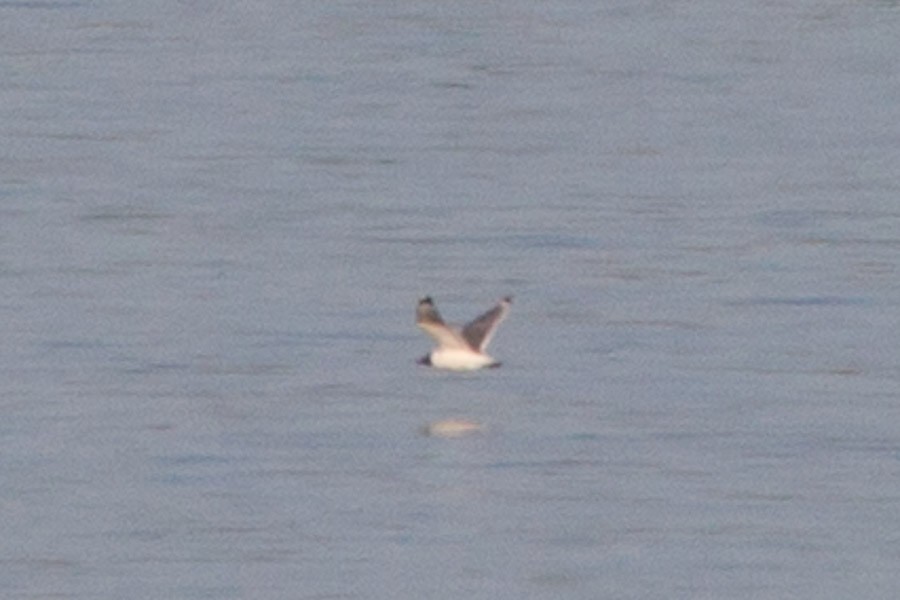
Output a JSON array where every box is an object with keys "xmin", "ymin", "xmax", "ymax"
[{"xmin": 416, "ymin": 296, "xmax": 512, "ymax": 371}]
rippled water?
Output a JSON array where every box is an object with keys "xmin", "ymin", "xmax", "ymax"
[{"xmin": 2, "ymin": 1, "xmax": 900, "ymax": 598}]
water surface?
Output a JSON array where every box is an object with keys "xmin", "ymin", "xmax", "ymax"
[{"xmin": 2, "ymin": 1, "xmax": 899, "ymax": 598}]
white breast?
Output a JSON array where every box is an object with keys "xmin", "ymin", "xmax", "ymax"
[{"xmin": 430, "ymin": 348, "xmax": 496, "ymax": 371}]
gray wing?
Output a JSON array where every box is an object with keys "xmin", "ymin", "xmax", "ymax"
[
  {"xmin": 461, "ymin": 296, "xmax": 511, "ymax": 352},
  {"xmin": 417, "ymin": 296, "xmax": 468, "ymax": 350}
]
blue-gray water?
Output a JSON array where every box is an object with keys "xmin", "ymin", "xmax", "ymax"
[{"xmin": 2, "ymin": 1, "xmax": 900, "ymax": 598}]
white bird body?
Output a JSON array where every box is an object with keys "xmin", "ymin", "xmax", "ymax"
[{"xmin": 429, "ymin": 347, "xmax": 498, "ymax": 371}]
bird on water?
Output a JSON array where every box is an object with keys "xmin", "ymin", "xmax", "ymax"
[{"xmin": 416, "ymin": 296, "xmax": 511, "ymax": 371}]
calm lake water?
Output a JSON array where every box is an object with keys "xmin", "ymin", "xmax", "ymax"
[{"xmin": 2, "ymin": 1, "xmax": 899, "ymax": 598}]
